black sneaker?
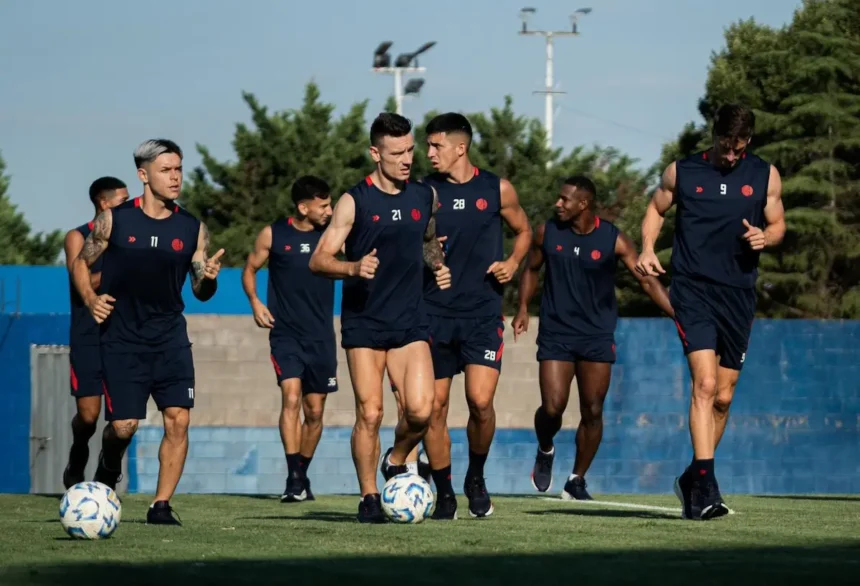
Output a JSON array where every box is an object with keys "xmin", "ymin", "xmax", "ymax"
[
  {"xmin": 417, "ymin": 450, "xmax": 432, "ymax": 483},
  {"xmin": 696, "ymin": 479, "xmax": 730, "ymax": 521},
  {"xmin": 431, "ymin": 492, "xmax": 458, "ymax": 520},
  {"xmin": 357, "ymin": 493, "xmax": 388, "ymax": 523},
  {"xmin": 673, "ymin": 468, "xmax": 693, "ymax": 519},
  {"xmin": 146, "ymin": 501, "xmax": 182, "ymax": 525},
  {"xmin": 561, "ymin": 474, "xmax": 593, "ymax": 500},
  {"xmin": 531, "ymin": 447, "xmax": 554, "ymax": 492},
  {"xmin": 304, "ymin": 477, "xmax": 315, "ymax": 501},
  {"xmin": 379, "ymin": 447, "xmax": 409, "ymax": 481},
  {"xmin": 280, "ymin": 471, "xmax": 307, "ymax": 503},
  {"xmin": 463, "ymin": 475, "xmax": 494, "ymax": 518},
  {"xmin": 93, "ymin": 451, "xmax": 122, "ymax": 491}
]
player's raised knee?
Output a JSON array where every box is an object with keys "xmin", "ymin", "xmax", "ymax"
[
  {"xmin": 110, "ymin": 419, "xmax": 138, "ymax": 439},
  {"xmin": 713, "ymin": 392, "xmax": 732, "ymax": 414}
]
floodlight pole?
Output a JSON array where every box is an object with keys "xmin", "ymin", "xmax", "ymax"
[
  {"xmin": 372, "ymin": 42, "xmax": 435, "ymax": 115},
  {"xmin": 519, "ymin": 8, "xmax": 591, "ymax": 153},
  {"xmin": 373, "ymin": 66, "xmax": 425, "ymax": 115}
]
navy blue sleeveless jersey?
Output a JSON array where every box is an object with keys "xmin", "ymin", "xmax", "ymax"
[
  {"xmin": 341, "ymin": 176, "xmax": 434, "ymax": 331},
  {"xmin": 539, "ymin": 217, "xmax": 620, "ymax": 339},
  {"xmin": 421, "ymin": 168, "xmax": 504, "ymax": 317},
  {"xmin": 69, "ymin": 221, "xmax": 104, "ymax": 347},
  {"xmin": 671, "ymin": 151, "xmax": 771, "ymax": 288},
  {"xmin": 267, "ymin": 218, "xmax": 334, "ymax": 340},
  {"xmin": 98, "ymin": 197, "xmax": 200, "ymax": 352}
]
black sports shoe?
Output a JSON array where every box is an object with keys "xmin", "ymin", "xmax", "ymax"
[
  {"xmin": 379, "ymin": 447, "xmax": 409, "ymax": 481},
  {"xmin": 674, "ymin": 468, "xmax": 693, "ymax": 519},
  {"xmin": 694, "ymin": 478, "xmax": 730, "ymax": 521},
  {"xmin": 417, "ymin": 450, "xmax": 432, "ymax": 483},
  {"xmin": 431, "ymin": 492, "xmax": 458, "ymax": 520},
  {"xmin": 357, "ymin": 493, "xmax": 387, "ymax": 523},
  {"xmin": 463, "ymin": 475, "xmax": 494, "ymax": 518},
  {"xmin": 531, "ymin": 447, "xmax": 555, "ymax": 492},
  {"xmin": 280, "ymin": 471, "xmax": 308, "ymax": 503},
  {"xmin": 93, "ymin": 451, "xmax": 122, "ymax": 491},
  {"xmin": 561, "ymin": 474, "xmax": 593, "ymax": 500},
  {"xmin": 146, "ymin": 501, "xmax": 182, "ymax": 525},
  {"xmin": 304, "ymin": 476, "xmax": 315, "ymax": 501}
]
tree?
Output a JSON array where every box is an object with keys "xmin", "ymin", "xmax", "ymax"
[
  {"xmin": 640, "ymin": 0, "xmax": 860, "ymax": 318},
  {"xmin": 184, "ymin": 88, "xmax": 655, "ymax": 315},
  {"xmin": 0, "ymin": 151, "xmax": 64, "ymax": 265}
]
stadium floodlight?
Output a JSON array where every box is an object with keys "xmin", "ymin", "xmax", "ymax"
[
  {"xmin": 517, "ymin": 6, "xmax": 592, "ymax": 159},
  {"xmin": 519, "ymin": 7, "xmax": 536, "ymax": 33},
  {"xmin": 371, "ymin": 41, "xmax": 436, "ymax": 115}
]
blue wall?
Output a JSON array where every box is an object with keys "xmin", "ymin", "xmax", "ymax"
[
  {"xmin": 129, "ymin": 319, "xmax": 860, "ymax": 496},
  {"xmin": 0, "ymin": 266, "xmax": 343, "ymax": 316}
]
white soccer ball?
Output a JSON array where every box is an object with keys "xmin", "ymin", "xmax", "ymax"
[
  {"xmin": 381, "ymin": 472, "xmax": 434, "ymax": 524},
  {"xmin": 59, "ymin": 481, "xmax": 122, "ymax": 539}
]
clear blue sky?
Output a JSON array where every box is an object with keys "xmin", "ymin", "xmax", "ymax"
[{"xmin": 0, "ymin": 0, "xmax": 801, "ymax": 235}]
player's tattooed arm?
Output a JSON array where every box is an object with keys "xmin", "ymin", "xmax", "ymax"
[
  {"xmin": 190, "ymin": 222, "xmax": 224, "ymax": 302},
  {"xmin": 616, "ymin": 231, "xmax": 674, "ymax": 318},
  {"xmin": 64, "ymin": 229, "xmax": 100, "ymax": 289},
  {"xmin": 310, "ymin": 193, "xmax": 363, "ymax": 279},
  {"xmin": 637, "ymin": 162, "xmax": 676, "ymax": 277},
  {"xmin": 72, "ymin": 210, "xmax": 113, "ymax": 307},
  {"xmin": 422, "ymin": 186, "xmax": 446, "ymax": 270},
  {"xmin": 512, "ymin": 222, "xmax": 545, "ymax": 340}
]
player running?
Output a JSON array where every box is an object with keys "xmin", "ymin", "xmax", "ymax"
[
  {"xmin": 62, "ymin": 176, "xmax": 129, "ymax": 489},
  {"xmin": 418, "ymin": 112, "xmax": 531, "ymax": 519},
  {"xmin": 309, "ymin": 113, "xmax": 451, "ymax": 523},
  {"xmin": 242, "ymin": 175, "xmax": 337, "ymax": 503},
  {"xmin": 513, "ymin": 175, "xmax": 674, "ymax": 500},
  {"xmin": 73, "ymin": 139, "xmax": 224, "ymax": 525},
  {"xmin": 636, "ymin": 104, "xmax": 785, "ymax": 520}
]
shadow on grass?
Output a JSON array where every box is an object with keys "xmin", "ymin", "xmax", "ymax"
[
  {"xmin": 752, "ymin": 495, "xmax": 860, "ymax": 503},
  {"xmin": 240, "ymin": 510, "xmax": 356, "ymax": 523},
  {"xmin": 525, "ymin": 508, "xmax": 676, "ymax": 520},
  {"xmin": 4, "ymin": 544, "xmax": 859, "ymax": 586}
]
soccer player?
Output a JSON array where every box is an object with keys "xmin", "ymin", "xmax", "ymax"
[
  {"xmin": 73, "ymin": 139, "xmax": 224, "ymax": 525},
  {"xmin": 636, "ymin": 104, "xmax": 785, "ymax": 520},
  {"xmin": 242, "ymin": 175, "xmax": 337, "ymax": 503},
  {"xmin": 513, "ymin": 175, "xmax": 674, "ymax": 500},
  {"xmin": 62, "ymin": 176, "xmax": 129, "ymax": 489},
  {"xmin": 309, "ymin": 113, "xmax": 451, "ymax": 523},
  {"xmin": 418, "ymin": 112, "xmax": 532, "ymax": 519}
]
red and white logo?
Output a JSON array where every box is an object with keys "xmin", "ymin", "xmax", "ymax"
[
  {"xmin": 476, "ymin": 198, "xmax": 488, "ymax": 211},
  {"xmin": 172, "ymin": 239, "xmax": 184, "ymax": 252},
  {"xmin": 591, "ymin": 250, "xmax": 601, "ymax": 260},
  {"xmin": 285, "ymin": 245, "xmax": 292, "ymax": 251},
  {"xmin": 695, "ymin": 186, "xmax": 704, "ymax": 193},
  {"xmin": 411, "ymin": 209, "xmax": 422, "ymax": 221},
  {"xmin": 741, "ymin": 185, "xmax": 754, "ymax": 197},
  {"xmin": 372, "ymin": 214, "xmax": 380, "ymax": 222},
  {"xmin": 556, "ymin": 244, "xmax": 563, "ymax": 251},
  {"xmin": 128, "ymin": 236, "xmax": 136, "ymax": 243}
]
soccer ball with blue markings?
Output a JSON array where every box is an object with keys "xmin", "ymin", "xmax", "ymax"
[
  {"xmin": 59, "ymin": 481, "xmax": 122, "ymax": 539},
  {"xmin": 381, "ymin": 472, "xmax": 434, "ymax": 524}
]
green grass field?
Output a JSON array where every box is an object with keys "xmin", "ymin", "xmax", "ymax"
[{"xmin": 0, "ymin": 493, "xmax": 857, "ymax": 585}]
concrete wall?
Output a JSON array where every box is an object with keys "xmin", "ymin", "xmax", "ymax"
[{"xmin": 1, "ymin": 266, "xmax": 858, "ymax": 496}]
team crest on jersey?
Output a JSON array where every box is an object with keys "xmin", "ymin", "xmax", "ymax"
[
  {"xmin": 591, "ymin": 250, "xmax": 601, "ymax": 260},
  {"xmin": 741, "ymin": 185, "xmax": 754, "ymax": 197},
  {"xmin": 411, "ymin": 209, "xmax": 422, "ymax": 221},
  {"xmin": 172, "ymin": 239, "xmax": 184, "ymax": 252},
  {"xmin": 476, "ymin": 198, "xmax": 488, "ymax": 211}
]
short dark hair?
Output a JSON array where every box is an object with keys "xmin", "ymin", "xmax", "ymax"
[
  {"xmin": 291, "ymin": 175, "xmax": 330, "ymax": 208},
  {"xmin": 425, "ymin": 113, "xmax": 473, "ymax": 147},
  {"xmin": 133, "ymin": 138, "xmax": 183, "ymax": 169},
  {"xmin": 89, "ymin": 176, "xmax": 126, "ymax": 207},
  {"xmin": 563, "ymin": 175, "xmax": 597, "ymax": 197},
  {"xmin": 370, "ymin": 113, "xmax": 412, "ymax": 147},
  {"xmin": 712, "ymin": 104, "xmax": 755, "ymax": 140}
]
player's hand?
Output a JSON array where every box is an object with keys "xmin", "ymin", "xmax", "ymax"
[
  {"xmin": 437, "ymin": 235, "xmax": 448, "ymax": 256},
  {"xmin": 354, "ymin": 248, "xmax": 379, "ymax": 279},
  {"xmin": 487, "ymin": 258, "xmax": 518, "ymax": 284},
  {"xmin": 86, "ymin": 293, "xmax": 115, "ymax": 324},
  {"xmin": 252, "ymin": 300, "xmax": 274, "ymax": 329},
  {"xmin": 204, "ymin": 249, "xmax": 225, "ymax": 280},
  {"xmin": 512, "ymin": 308, "xmax": 530, "ymax": 341},
  {"xmin": 742, "ymin": 219, "xmax": 767, "ymax": 250},
  {"xmin": 433, "ymin": 263, "xmax": 451, "ymax": 290},
  {"xmin": 635, "ymin": 249, "xmax": 665, "ymax": 277}
]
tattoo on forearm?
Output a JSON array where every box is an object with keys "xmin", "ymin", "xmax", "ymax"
[
  {"xmin": 191, "ymin": 223, "xmax": 211, "ymax": 287},
  {"xmin": 79, "ymin": 211, "xmax": 111, "ymax": 265},
  {"xmin": 423, "ymin": 216, "xmax": 445, "ymax": 268}
]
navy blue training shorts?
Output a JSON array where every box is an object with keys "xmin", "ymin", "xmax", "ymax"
[
  {"xmin": 341, "ymin": 325, "xmax": 430, "ymax": 351},
  {"xmin": 428, "ymin": 314, "xmax": 505, "ymax": 380},
  {"xmin": 70, "ymin": 345, "xmax": 104, "ymax": 398},
  {"xmin": 536, "ymin": 333, "xmax": 616, "ymax": 364},
  {"xmin": 101, "ymin": 346, "xmax": 195, "ymax": 421},
  {"xmin": 270, "ymin": 335, "xmax": 338, "ymax": 394},
  {"xmin": 670, "ymin": 276, "xmax": 756, "ymax": 371}
]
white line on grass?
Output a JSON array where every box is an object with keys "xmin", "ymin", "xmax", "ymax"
[{"xmin": 538, "ymin": 497, "xmax": 738, "ymax": 515}]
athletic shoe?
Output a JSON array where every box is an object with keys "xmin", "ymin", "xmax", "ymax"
[
  {"xmin": 463, "ymin": 475, "xmax": 494, "ymax": 518},
  {"xmin": 561, "ymin": 474, "xmax": 593, "ymax": 500},
  {"xmin": 531, "ymin": 447, "xmax": 554, "ymax": 492}
]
